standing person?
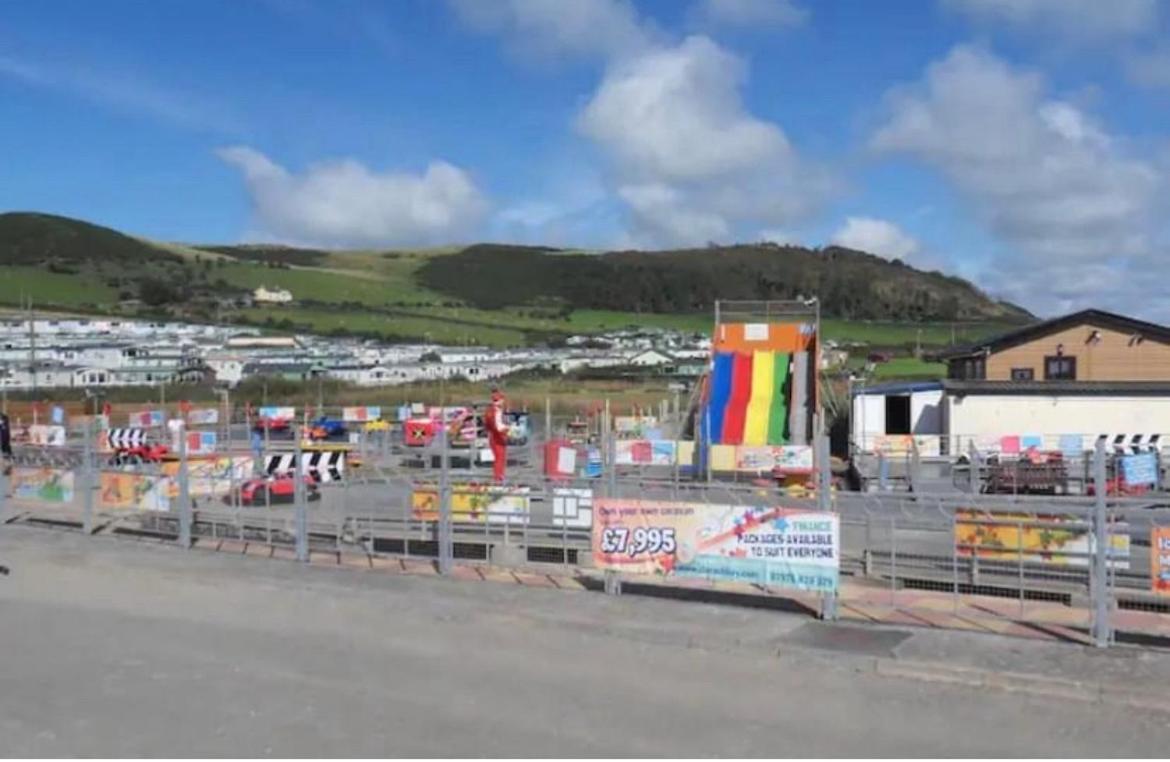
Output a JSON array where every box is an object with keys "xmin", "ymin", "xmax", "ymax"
[
  {"xmin": 484, "ymin": 389, "xmax": 510, "ymax": 483},
  {"xmin": 0, "ymin": 411, "xmax": 11, "ymax": 459}
]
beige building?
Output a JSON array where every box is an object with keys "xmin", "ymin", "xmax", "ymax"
[{"xmin": 942, "ymin": 309, "xmax": 1170, "ymax": 382}]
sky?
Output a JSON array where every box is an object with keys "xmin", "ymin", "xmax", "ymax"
[{"xmin": 2, "ymin": 0, "xmax": 1169, "ymax": 319}]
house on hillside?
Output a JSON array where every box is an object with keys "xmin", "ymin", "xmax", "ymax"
[
  {"xmin": 629, "ymin": 349, "xmax": 676, "ymax": 367},
  {"xmin": 253, "ymin": 286, "xmax": 293, "ymax": 304},
  {"xmin": 852, "ymin": 309, "xmax": 1170, "ymax": 457}
]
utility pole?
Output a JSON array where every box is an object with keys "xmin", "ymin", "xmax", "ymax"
[{"xmin": 27, "ymin": 295, "xmax": 37, "ymax": 395}]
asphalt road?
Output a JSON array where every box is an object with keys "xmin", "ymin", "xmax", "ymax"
[{"xmin": 2, "ymin": 527, "xmax": 1169, "ymax": 757}]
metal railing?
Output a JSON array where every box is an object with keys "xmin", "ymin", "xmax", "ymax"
[{"xmin": 6, "ymin": 421, "xmax": 1170, "ymax": 649}]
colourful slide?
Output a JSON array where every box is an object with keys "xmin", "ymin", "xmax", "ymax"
[
  {"xmin": 742, "ymin": 350, "xmax": 775, "ymax": 446},
  {"xmin": 767, "ymin": 353, "xmax": 790, "ymax": 445},
  {"xmin": 708, "ymin": 351, "xmax": 735, "ymax": 444},
  {"xmin": 720, "ymin": 352, "xmax": 754, "ymax": 445}
]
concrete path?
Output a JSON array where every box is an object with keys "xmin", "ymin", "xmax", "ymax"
[{"xmin": 3, "ymin": 526, "xmax": 1170, "ymax": 757}]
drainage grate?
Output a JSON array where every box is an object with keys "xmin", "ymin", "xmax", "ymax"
[
  {"xmin": 901, "ymin": 577, "xmax": 1071, "ymax": 604},
  {"xmin": 527, "ymin": 546, "xmax": 578, "ymax": 565}
]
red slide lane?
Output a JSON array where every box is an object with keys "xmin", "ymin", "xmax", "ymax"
[{"xmin": 719, "ymin": 351, "xmax": 753, "ymax": 445}]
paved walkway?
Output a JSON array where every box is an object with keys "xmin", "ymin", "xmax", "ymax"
[
  {"xmin": 187, "ymin": 533, "xmax": 1170, "ymax": 646},
  {"xmin": 8, "ymin": 498, "xmax": 1170, "ymax": 646}
]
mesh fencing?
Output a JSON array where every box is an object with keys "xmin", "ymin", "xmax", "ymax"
[{"xmin": 6, "ymin": 417, "xmax": 1170, "ymax": 648}]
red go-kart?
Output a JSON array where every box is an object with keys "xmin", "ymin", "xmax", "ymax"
[{"xmin": 235, "ymin": 473, "xmax": 321, "ymax": 505}]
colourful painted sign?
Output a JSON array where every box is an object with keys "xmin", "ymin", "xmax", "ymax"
[
  {"xmin": 185, "ymin": 431, "xmax": 218, "ymax": 455},
  {"xmin": 870, "ymin": 435, "xmax": 941, "ymax": 458},
  {"xmin": 343, "ymin": 406, "xmax": 382, "ymax": 422},
  {"xmin": 734, "ymin": 445, "xmax": 815, "ymax": 473},
  {"xmin": 956, "ymin": 511, "xmax": 1130, "ymax": 569},
  {"xmin": 1122, "ymin": 452, "xmax": 1159, "ymax": 487},
  {"xmin": 410, "ymin": 483, "xmax": 530, "ymax": 524},
  {"xmin": 615, "ymin": 439, "xmax": 677, "ymax": 466},
  {"xmin": 27, "ymin": 424, "xmax": 66, "ymax": 447},
  {"xmin": 593, "ymin": 499, "xmax": 839, "ymax": 592},
  {"xmin": 187, "ymin": 408, "xmax": 220, "ymax": 425},
  {"xmin": 129, "ymin": 410, "xmax": 165, "ymax": 428},
  {"xmin": 160, "ymin": 456, "xmax": 252, "ymax": 497},
  {"xmin": 257, "ymin": 406, "xmax": 295, "ymax": 421},
  {"xmin": 99, "ymin": 472, "xmax": 169, "ymax": 511},
  {"xmin": 11, "ymin": 467, "xmax": 75, "ymax": 503},
  {"xmin": 1152, "ymin": 527, "xmax": 1170, "ymax": 596}
]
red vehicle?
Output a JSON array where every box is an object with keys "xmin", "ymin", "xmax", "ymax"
[
  {"xmin": 253, "ymin": 417, "xmax": 293, "ymax": 438},
  {"xmin": 235, "ymin": 473, "xmax": 320, "ymax": 505},
  {"xmin": 109, "ymin": 443, "xmax": 170, "ymax": 465}
]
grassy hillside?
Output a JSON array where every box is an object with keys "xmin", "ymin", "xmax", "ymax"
[
  {"xmin": 0, "ymin": 212, "xmax": 1030, "ymax": 356},
  {"xmin": 416, "ymin": 243, "xmax": 1030, "ymax": 322}
]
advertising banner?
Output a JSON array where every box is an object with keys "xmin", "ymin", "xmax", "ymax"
[
  {"xmin": 593, "ymin": 499, "xmax": 839, "ymax": 593},
  {"xmin": 12, "ymin": 467, "xmax": 75, "ymax": 503},
  {"xmin": 27, "ymin": 424, "xmax": 66, "ymax": 447},
  {"xmin": 129, "ymin": 410, "xmax": 165, "ymax": 428},
  {"xmin": 870, "ymin": 435, "xmax": 941, "ymax": 458},
  {"xmin": 955, "ymin": 511, "xmax": 1130, "ymax": 568},
  {"xmin": 257, "ymin": 406, "xmax": 295, "ymax": 421},
  {"xmin": 187, "ymin": 408, "xmax": 220, "ymax": 425},
  {"xmin": 1122, "ymin": 452, "xmax": 1159, "ymax": 487},
  {"xmin": 343, "ymin": 406, "xmax": 382, "ymax": 422},
  {"xmin": 410, "ymin": 484, "xmax": 530, "ymax": 524},
  {"xmin": 734, "ymin": 445, "xmax": 814, "ymax": 473},
  {"xmin": 99, "ymin": 472, "xmax": 169, "ymax": 511},
  {"xmin": 615, "ymin": 440, "xmax": 680, "ymax": 466},
  {"xmin": 160, "ymin": 456, "xmax": 252, "ymax": 498},
  {"xmin": 1152, "ymin": 527, "xmax": 1170, "ymax": 596},
  {"xmin": 185, "ymin": 431, "xmax": 218, "ymax": 455}
]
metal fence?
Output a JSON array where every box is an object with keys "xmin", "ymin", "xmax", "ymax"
[{"xmin": 5, "ymin": 421, "xmax": 1170, "ymax": 650}]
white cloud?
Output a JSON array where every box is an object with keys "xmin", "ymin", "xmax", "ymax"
[
  {"xmin": 617, "ymin": 183, "xmax": 732, "ymax": 246},
  {"xmin": 217, "ymin": 146, "xmax": 489, "ymax": 248},
  {"xmin": 1126, "ymin": 46, "xmax": 1170, "ymax": 88},
  {"xmin": 448, "ymin": 0, "xmax": 653, "ymax": 60},
  {"xmin": 830, "ymin": 217, "xmax": 921, "ymax": 261},
  {"xmin": 578, "ymin": 37, "xmax": 791, "ymax": 182},
  {"xmin": 942, "ymin": 0, "xmax": 1159, "ymax": 41},
  {"xmin": 692, "ymin": 0, "xmax": 807, "ymax": 29},
  {"xmin": 575, "ymin": 35, "xmax": 830, "ymax": 246},
  {"xmin": 455, "ymin": 0, "xmax": 829, "ymax": 248},
  {"xmin": 872, "ymin": 45, "xmax": 1162, "ymax": 314}
]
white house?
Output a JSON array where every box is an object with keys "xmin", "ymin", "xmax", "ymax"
[
  {"xmin": 253, "ymin": 286, "xmax": 294, "ymax": 304},
  {"xmin": 628, "ymin": 349, "xmax": 675, "ymax": 367}
]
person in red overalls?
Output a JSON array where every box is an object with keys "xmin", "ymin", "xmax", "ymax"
[{"xmin": 484, "ymin": 389, "xmax": 510, "ymax": 483}]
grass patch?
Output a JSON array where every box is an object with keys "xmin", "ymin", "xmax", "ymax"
[
  {"xmin": 0, "ymin": 266, "xmax": 117, "ymax": 307},
  {"xmin": 217, "ymin": 263, "xmax": 442, "ymax": 306},
  {"xmin": 872, "ymin": 357, "xmax": 947, "ymax": 380},
  {"xmin": 238, "ymin": 307, "xmax": 529, "ymax": 347}
]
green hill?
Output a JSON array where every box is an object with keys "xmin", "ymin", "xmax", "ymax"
[
  {"xmin": 416, "ymin": 243, "xmax": 1029, "ymax": 322},
  {"xmin": 0, "ymin": 211, "xmax": 1031, "ymax": 348}
]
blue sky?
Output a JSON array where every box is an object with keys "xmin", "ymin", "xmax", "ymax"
[{"xmin": 2, "ymin": 0, "xmax": 1168, "ymax": 317}]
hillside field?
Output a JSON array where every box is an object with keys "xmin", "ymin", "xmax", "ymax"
[{"xmin": 0, "ymin": 212, "xmax": 1030, "ymax": 379}]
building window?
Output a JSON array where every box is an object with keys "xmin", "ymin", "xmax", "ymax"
[
  {"xmin": 948, "ymin": 356, "xmax": 986, "ymax": 380},
  {"xmin": 1010, "ymin": 367, "xmax": 1034, "ymax": 381},
  {"xmin": 1044, "ymin": 355, "xmax": 1076, "ymax": 380}
]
